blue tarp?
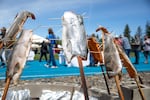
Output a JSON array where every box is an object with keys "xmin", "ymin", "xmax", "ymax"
[{"xmin": 0, "ymin": 53, "xmax": 150, "ymax": 80}]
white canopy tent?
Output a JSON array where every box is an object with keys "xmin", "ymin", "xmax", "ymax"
[
  {"xmin": 31, "ymin": 34, "xmax": 49, "ymax": 48},
  {"xmin": 32, "ymin": 34, "xmax": 49, "ymax": 43},
  {"xmin": 31, "ymin": 44, "xmax": 41, "ymax": 48}
]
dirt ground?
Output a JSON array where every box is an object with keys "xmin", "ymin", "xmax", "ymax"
[{"xmin": 0, "ymin": 72, "xmax": 150, "ymax": 93}]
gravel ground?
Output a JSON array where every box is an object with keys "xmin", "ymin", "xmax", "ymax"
[{"xmin": 0, "ymin": 72, "xmax": 150, "ymax": 93}]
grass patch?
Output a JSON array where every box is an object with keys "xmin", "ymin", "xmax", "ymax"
[{"xmin": 34, "ymin": 53, "xmax": 59, "ymax": 60}]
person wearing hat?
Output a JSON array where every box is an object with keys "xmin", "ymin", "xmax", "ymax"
[{"xmin": 114, "ymin": 34, "xmax": 123, "ymax": 47}]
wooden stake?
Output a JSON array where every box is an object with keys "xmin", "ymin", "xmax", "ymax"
[
  {"xmin": 138, "ymin": 75, "xmax": 143, "ymax": 84},
  {"xmin": 100, "ymin": 65, "xmax": 111, "ymax": 95},
  {"xmin": 77, "ymin": 56, "xmax": 89, "ymax": 100},
  {"xmin": 100, "ymin": 29, "xmax": 111, "ymax": 95},
  {"xmin": 2, "ymin": 77, "xmax": 11, "ymax": 100},
  {"xmin": 134, "ymin": 78, "xmax": 146, "ymax": 100},
  {"xmin": 70, "ymin": 87, "xmax": 75, "ymax": 100},
  {"xmin": 114, "ymin": 75, "xmax": 124, "ymax": 100}
]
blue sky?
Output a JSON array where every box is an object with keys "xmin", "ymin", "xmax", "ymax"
[{"xmin": 0, "ymin": 0, "xmax": 150, "ymax": 38}]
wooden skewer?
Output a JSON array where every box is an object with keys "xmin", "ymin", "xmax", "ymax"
[
  {"xmin": 138, "ymin": 75, "xmax": 143, "ymax": 84},
  {"xmin": 96, "ymin": 26, "xmax": 125, "ymax": 99},
  {"xmin": 100, "ymin": 30, "xmax": 111, "ymax": 95},
  {"xmin": 2, "ymin": 77, "xmax": 11, "ymax": 100},
  {"xmin": 70, "ymin": 87, "xmax": 75, "ymax": 100},
  {"xmin": 77, "ymin": 56, "xmax": 89, "ymax": 100},
  {"xmin": 134, "ymin": 77, "xmax": 146, "ymax": 100},
  {"xmin": 114, "ymin": 75, "xmax": 124, "ymax": 100},
  {"xmin": 100, "ymin": 65, "xmax": 111, "ymax": 95}
]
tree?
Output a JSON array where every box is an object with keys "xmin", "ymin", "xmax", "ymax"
[
  {"xmin": 96, "ymin": 34, "xmax": 99, "ymax": 40},
  {"xmin": 123, "ymin": 24, "xmax": 131, "ymax": 41},
  {"xmin": 145, "ymin": 21, "xmax": 150, "ymax": 37},
  {"xmin": 133, "ymin": 26, "xmax": 143, "ymax": 46},
  {"xmin": 135, "ymin": 26, "xmax": 142, "ymax": 38}
]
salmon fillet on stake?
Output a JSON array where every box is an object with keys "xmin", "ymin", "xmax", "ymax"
[
  {"xmin": 0, "ymin": 11, "xmax": 35, "ymax": 49},
  {"xmin": 6, "ymin": 30, "xmax": 33, "ymax": 85},
  {"xmin": 62, "ymin": 11, "xmax": 88, "ymax": 63},
  {"xmin": 104, "ymin": 33, "xmax": 122, "ymax": 78}
]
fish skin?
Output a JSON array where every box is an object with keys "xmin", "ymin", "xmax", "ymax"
[
  {"xmin": 87, "ymin": 37, "xmax": 104, "ymax": 64},
  {"xmin": 62, "ymin": 11, "xmax": 87, "ymax": 63},
  {"xmin": 115, "ymin": 44, "xmax": 137, "ymax": 78},
  {"xmin": 6, "ymin": 11, "xmax": 35, "ymax": 39},
  {"xmin": 6, "ymin": 30, "xmax": 33, "ymax": 85},
  {"xmin": 1, "ymin": 11, "xmax": 35, "ymax": 49},
  {"xmin": 104, "ymin": 33, "xmax": 122, "ymax": 77}
]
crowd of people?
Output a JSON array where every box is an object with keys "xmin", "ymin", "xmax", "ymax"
[
  {"xmin": 88, "ymin": 33, "xmax": 150, "ymax": 66},
  {"xmin": 0, "ymin": 26, "xmax": 150, "ymax": 68},
  {"xmin": 114, "ymin": 34, "xmax": 150, "ymax": 65}
]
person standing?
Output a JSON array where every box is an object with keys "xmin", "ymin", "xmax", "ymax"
[
  {"xmin": 39, "ymin": 41, "xmax": 48, "ymax": 62},
  {"xmin": 45, "ymin": 28, "xmax": 57, "ymax": 68},
  {"xmin": 131, "ymin": 35, "xmax": 141, "ymax": 64},
  {"xmin": 122, "ymin": 35, "xmax": 131, "ymax": 57},
  {"xmin": 0, "ymin": 27, "xmax": 7, "ymax": 67},
  {"xmin": 114, "ymin": 35, "xmax": 123, "ymax": 47},
  {"xmin": 143, "ymin": 35, "xmax": 150, "ymax": 64},
  {"xmin": 0, "ymin": 27, "xmax": 6, "ymax": 39}
]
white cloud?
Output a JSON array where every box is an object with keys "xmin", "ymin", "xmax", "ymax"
[
  {"xmin": 0, "ymin": 0, "xmax": 148, "ymax": 23},
  {"xmin": 0, "ymin": 0, "xmax": 149, "ymax": 38},
  {"xmin": 0, "ymin": 0, "xmax": 105, "ymax": 28}
]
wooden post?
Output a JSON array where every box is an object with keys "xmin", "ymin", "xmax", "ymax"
[
  {"xmin": 134, "ymin": 77, "xmax": 146, "ymax": 100},
  {"xmin": 77, "ymin": 56, "xmax": 89, "ymax": 100},
  {"xmin": 2, "ymin": 77, "xmax": 11, "ymax": 100},
  {"xmin": 114, "ymin": 75, "xmax": 124, "ymax": 100}
]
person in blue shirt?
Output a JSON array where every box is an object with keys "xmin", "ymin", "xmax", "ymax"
[{"xmin": 44, "ymin": 28, "xmax": 57, "ymax": 68}]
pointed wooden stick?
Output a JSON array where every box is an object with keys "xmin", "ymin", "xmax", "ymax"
[
  {"xmin": 77, "ymin": 56, "xmax": 89, "ymax": 100},
  {"xmin": 100, "ymin": 28, "xmax": 111, "ymax": 95},
  {"xmin": 138, "ymin": 75, "xmax": 143, "ymax": 84},
  {"xmin": 2, "ymin": 77, "xmax": 11, "ymax": 100},
  {"xmin": 134, "ymin": 77, "xmax": 146, "ymax": 100},
  {"xmin": 100, "ymin": 65, "xmax": 111, "ymax": 95},
  {"xmin": 70, "ymin": 87, "xmax": 75, "ymax": 100},
  {"xmin": 114, "ymin": 75, "xmax": 124, "ymax": 100}
]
